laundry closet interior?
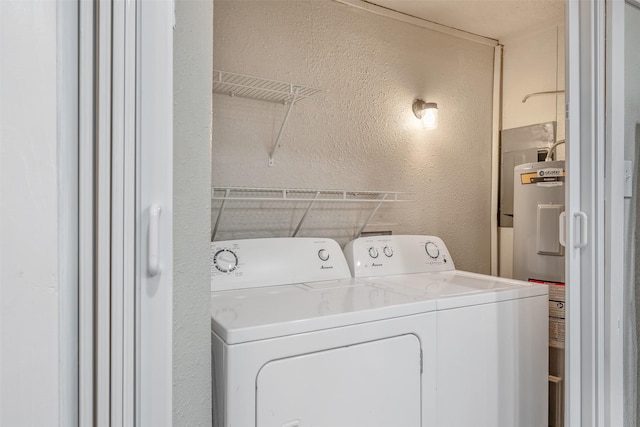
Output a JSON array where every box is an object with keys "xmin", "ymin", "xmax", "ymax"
[{"xmin": 210, "ymin": 0, "xmax": 566, "ymax": 425}]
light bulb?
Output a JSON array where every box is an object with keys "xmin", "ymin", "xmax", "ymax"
[
  {"xmin": 421, "ymin": 106, "xmax": 438, "ymax": 129},
  {"xmin": 412, "ymin": 99, "xmax": 439, "ymax": 130}
]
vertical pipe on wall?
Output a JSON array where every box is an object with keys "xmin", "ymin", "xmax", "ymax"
[{"xmin": 491, "ymin": 45, "xmax": 503, "ymax": 276}]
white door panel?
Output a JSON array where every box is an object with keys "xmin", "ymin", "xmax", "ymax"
[
  {"xmin": 256, "ymin": 335, "xmax": 421, "ymax": 427},
  {"xmin": 138, "ymin": 1, "xmax": 174, "ymax": 426},
  {"xmin": 566, "ymin": 0, "xmax": 629, "ymax": 425},
  {"xmin": 566, "ymin": 1, "xmax": 602, "ymax": 425}
]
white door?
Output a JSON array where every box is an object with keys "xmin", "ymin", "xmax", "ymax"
[
  {"xmin": 137, "ymin": 1, "xmax": 174, "ymax": 426},
  {"xmin": 565, "ymin": 1, "xmax": 603, "ymax": 424},
  {"xmin": 76, "ymin": 1, "xmax": 174, "ymax": 425},
  {"xmin": 565, "ymin": 0, "xmax": 632, "ymax": 425}
]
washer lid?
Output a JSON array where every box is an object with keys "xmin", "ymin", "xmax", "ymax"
[
  {"xmin": 211, "ymin": 278, "xmax": 437, "ymax": 344},
  {"xmin": 364, "ymin": 270, "xmax": 549, "ymax": 310}
]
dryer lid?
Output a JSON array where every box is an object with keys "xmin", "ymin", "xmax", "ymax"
[{"xmin": 363, "ymin": 270, "xmax": 549, "ymax": 310}]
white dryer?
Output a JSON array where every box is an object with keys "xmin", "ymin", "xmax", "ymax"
[
  {"xmin": 210, "ymin": 237, "xmax": 439, "ymax": 427},
  {"xmin": 343, "ymin": 235, "xmax": 549, "ymax": 427}
]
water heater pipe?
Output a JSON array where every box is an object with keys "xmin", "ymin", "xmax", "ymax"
[{"xmin": 546, "ymin": 140, "xmax": 566, "ymax": 161}]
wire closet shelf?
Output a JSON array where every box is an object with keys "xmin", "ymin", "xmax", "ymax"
[
  {"xmin": 213, "ymin": 70, "xmax": 324, "ymax": 166},
  {"xmin": 210, "ymin": 187, "xmax": 414, "ymax": 241},
  {"xmin": 213, "ymin": 70, "xmax": 322, "ymax": 104}
]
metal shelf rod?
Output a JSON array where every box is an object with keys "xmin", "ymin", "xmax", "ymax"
[
  {"xmin": 211, "ymin": 188, "xmax": 230, "ymax": 241},
  {"xmin": 356, "ymin": 193, "xmax": 388, "ymax": 237},
  {"xmin": 269, "ymin": 87, "xmax": 299, "ymax": 166},
  {"xmin": 292, "ymin": 191, "xmax": 321, "ymax": 237}
]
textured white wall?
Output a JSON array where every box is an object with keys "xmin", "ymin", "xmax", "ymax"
[
  {"xmin": 0, "ymin": 1, "xmax": 60, "ymax": 425},
  {"xmin": 213, "ymin": 0, "xmax": 495, "ymax": 273},
  {"xmin": 173, "ymin": 0, "xmax": 213, "ymax": 425},
  {"xmin": 499, "ymin": 24, "xmax": 565, "ymax": 278},
  {"xmin": 502, "ymin": 25, "xmax": 565, "ymax": 139}
]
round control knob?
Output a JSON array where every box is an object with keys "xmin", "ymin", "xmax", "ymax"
[
  {"xmin": 213, "ymin": 249, "xmax": 238, "ymax": 273},
  {"xmin": 383, "ymin": 246, "xmax": 393, "ymax": 257},
  {"xmin": 318, "ymin": 249, "xmax": 330, "ymax": 262},
  {"xmin": 368, "ymin": 247, "xmax": 379, "ymax": 258},
  {"xmin": 425, "ymin": 241, "xmax": 440, "ymax": 259}
]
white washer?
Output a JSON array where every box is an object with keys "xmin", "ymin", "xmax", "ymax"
[
  {"xmin": 211, "ymin": 237, "xmax": 438, "ymax": 427},
  {"xmin": 343, "ymin": 235, "xmax": 549, "ymax": 427}
]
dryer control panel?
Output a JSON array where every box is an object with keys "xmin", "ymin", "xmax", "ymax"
[
  {"xmin": 343, "ymin": 235, "xmax": 455, "ymax": 278},
  {"xmin": 211, "ymin": 237, "xmax": 352, "ymax": 292}
]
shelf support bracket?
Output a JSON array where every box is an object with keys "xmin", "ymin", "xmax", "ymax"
[
  {"xmin": 268, "ymin": 87, "xmax": 300, "ymax": 167},
  {"xmin": 211, "ymin": 188, "xmax": 230, "ymax": 241},
  {"xmin": 292, "ymin": 191, "xmax": 321, "ymax": 237},
  {"xmin": 356, "ymin": 193, "xmax": 388, "ymax": 237}
]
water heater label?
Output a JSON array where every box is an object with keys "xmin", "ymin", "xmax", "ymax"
[
  {"xmin": 520, "ymin": 168, "xmax": 565, "ymax": 186},
  {"xmin": 538, "ymin": 168, "xmax": 563, "ymax": 177}
]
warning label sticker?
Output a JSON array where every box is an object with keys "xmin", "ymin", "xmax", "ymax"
[
  {"xmin": 520, "ymin": 168, "xmax": 566, "ymax": 186},
  {"xmin": 529, "ymin": 278, "xmax": 566, "ymax": 347},
  {"xmin": 549, "ymin": 318, "xmax": 565, "ymax": 348}
]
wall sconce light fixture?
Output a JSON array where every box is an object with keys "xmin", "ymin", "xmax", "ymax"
[{"xmin": 413, "ymin": 99, "xmax": 438, "ymax": 129}]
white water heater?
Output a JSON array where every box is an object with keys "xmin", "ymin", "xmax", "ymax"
[{"xmin": 512, "ymin": 160, "xmax": 565, "ymax": 283}]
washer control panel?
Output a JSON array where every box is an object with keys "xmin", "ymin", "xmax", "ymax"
[
  {"xmin": 343, "ymin": 235, "xmax": 454, "ymax": 278},
  {"xmin": 211, "ymin": 237, "xmax": 352, "ymax": 292}
]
